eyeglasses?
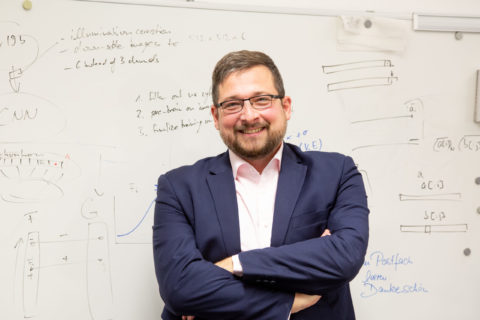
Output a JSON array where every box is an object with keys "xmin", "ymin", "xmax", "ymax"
[{"xmin": 216, "ymin": 94, "xmax": 283, "ymax": 114}]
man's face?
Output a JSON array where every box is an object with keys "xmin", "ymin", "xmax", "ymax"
[{"xmin": 211, "ymin": 65, "xmax": 291, "ymax": 160}]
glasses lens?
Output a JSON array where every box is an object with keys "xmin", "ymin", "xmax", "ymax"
[
  {"xmin": 251, "ymin": 95, "xmax": 273, "ymax": 109},
  {"xmin": 222, "ymin": 100, "xmax": 243, "ymax": 113}
]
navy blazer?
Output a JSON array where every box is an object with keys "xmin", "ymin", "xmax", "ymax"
[{"xmin": 153, "ymin": 143, "xmax": 369, "ymax": 320}]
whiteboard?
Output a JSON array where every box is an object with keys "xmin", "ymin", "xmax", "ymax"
[{"xmin": 1, "ymin": 1, "xmax": 479, "ymax": 319}]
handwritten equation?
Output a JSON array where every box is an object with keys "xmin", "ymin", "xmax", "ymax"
[{"xmin": 433, "ymin": 135, "xmax": 480, "ymax": 152}]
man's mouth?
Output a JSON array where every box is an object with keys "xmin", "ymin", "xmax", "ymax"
[{"xmin": 242, "ymin": 127, "xmax": 263, "ymax": 134}]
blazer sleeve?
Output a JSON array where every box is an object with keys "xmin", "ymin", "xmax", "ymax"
[
  {"xmin": 153, "ymin": 174, "xmax": 293, "ymax": 319},
  {"xmin": 237, "ymin": 155, "xmax": 369, "ymax": 295}
]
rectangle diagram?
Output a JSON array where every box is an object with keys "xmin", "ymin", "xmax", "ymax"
[
  {"xmin": 322, "ymin": 59, "xmax": 393, "ymax": 74},
  {"xmin": 398, "ymin": 193, "xmax": 462, "ymax": 201},
  {"xmin": 327, "ymin": 76, "xmax": 398, "ymax": 92},
  {"xmin": 400, "ymin": 224, "xmax": 468, "ymax": 233}
]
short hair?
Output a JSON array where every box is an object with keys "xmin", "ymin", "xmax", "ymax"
[{"xmin": 211, "ymin": 50, "xmax": 285, "ymax": 106}]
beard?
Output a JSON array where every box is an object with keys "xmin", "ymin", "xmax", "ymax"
[{"xmin": 219, "ymin": 120, "xmax": 287, "ymax": 160}]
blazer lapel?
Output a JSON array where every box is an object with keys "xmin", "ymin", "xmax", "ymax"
[
  {"xmin": 206, "ymin": 152, "xmax": 241, "ymax": 257},
  {"xmin": 271, "ymin": 145, "xmax": 307, "ymax": 247}
]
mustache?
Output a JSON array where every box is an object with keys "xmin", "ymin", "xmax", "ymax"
[{"xmin": 235, "ymin": 122, "xmax": 269, "ymax": 131}]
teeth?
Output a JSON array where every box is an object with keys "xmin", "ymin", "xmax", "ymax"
[{"xmin": 243, "ymin": 128, "xmax": 262, "ymax": 134}]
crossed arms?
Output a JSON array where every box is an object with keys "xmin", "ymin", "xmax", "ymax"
[{"xmin": 152, "ymin": 155, "xmax": 369, "ymax": 319}]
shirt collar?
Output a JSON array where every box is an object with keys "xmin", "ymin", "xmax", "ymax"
[{"xmin": 229, "ymin": 143, "xmax": 283, "ymax": 179}]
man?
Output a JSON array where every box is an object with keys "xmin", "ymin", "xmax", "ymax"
[{"xmin": 153, "ymin": 50, "xmax": 369, "ymax": 319}]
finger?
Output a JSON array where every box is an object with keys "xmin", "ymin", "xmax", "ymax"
[{"xmin": 321, "ymin": 229, "xmax": 331, "ymax": 237}]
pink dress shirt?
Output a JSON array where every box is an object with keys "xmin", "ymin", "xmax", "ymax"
[{"xmin": 229, "ymin": 144, "xmax": 283, "ymax": 275}]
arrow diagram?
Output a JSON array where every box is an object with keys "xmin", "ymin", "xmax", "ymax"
[{"xmin": 9, "ymin": 66, "xmax": 23, "ymax": 93}]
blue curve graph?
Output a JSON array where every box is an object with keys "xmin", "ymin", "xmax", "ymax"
[{"xmin": 116, "ymin": 184, "xmax": 157, "ymax": 238}]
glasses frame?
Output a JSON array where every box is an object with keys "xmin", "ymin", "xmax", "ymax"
[{"xmin": 216, "ymin": 94, "xmax": 284, "ymax": 114}]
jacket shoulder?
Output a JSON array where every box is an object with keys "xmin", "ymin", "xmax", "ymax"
[
  {"xmin": 161, "ymin": 151, "xmax": 229, "ymax": 182},
  {"xmin": 285, "ymin": 143, "xmax": 352, "ymax": 168}
]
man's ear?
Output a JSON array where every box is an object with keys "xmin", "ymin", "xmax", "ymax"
[
  {"xmin": 282, "ymin": 96, "xmax": 292, "ymax": 120},
  {"xmin": 211, "ymin": 105, "xmax": 220, "ymax": 130}
]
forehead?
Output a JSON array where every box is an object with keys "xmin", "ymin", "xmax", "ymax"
[{"xmin": 218, "ymin": 65, "xmax": 276, "ymax": 99}]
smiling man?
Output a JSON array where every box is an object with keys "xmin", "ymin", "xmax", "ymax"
[
  {"xmin": 212, "ymin": 63, "xmax": 290, "ymax": 170},
  {"xmin": 153, "ymin": 50, "xmax": 369, "ymax": 320}
]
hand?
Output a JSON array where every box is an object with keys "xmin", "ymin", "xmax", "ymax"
[
  {"xmin": 290, "ymin": 229, "xmax": 330, "ymax": 314},
  {"xmin": 291, "ymin": 292, "xmax": 321, "ymax": 313},
  {"xmin": 182, "ymin": 316, "xmax": 195, "ymax": 320},
  {"xmin": 214, "ymin": 256, "xmax": 233, "ymax": 273}
]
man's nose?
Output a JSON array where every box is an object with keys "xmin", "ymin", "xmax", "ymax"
[{"xmin": 239, "ymin": 100, "xmax": 259, "ymax": 121}]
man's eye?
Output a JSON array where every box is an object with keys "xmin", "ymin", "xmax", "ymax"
[
  {"xmin": 252, "ymin": 96, "xmax": 271, "ymax": 105},
  {"xmin": 224, "ymin": 101, "xmax": 242, "ymax": 109}
]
